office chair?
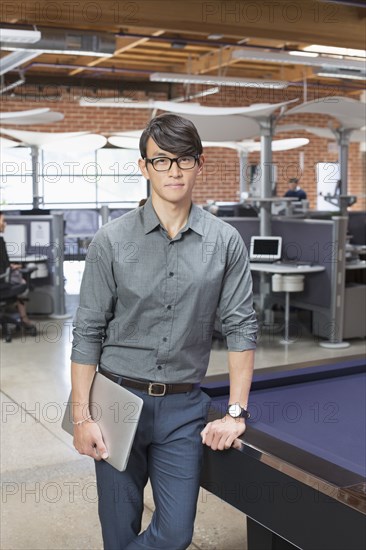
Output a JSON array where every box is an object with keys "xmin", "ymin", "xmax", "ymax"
[{"xmin": 0, "ymin": 267, "xmax": 37, "ymax": 342}]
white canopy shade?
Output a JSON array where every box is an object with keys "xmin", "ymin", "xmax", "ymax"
[
  {"xmin": 79, "ymin": 98, "xmax": 298, "ymax": 118},
  {"xmin": 108, "ymin": 136, "xmax": 140, "ymax": 149},
  {"xmin": 350, "ymin": 128, "xmax": 366, "ymax": 143},
  {"xmin": 42, "ymin": 134, "xmax": 107, "ymax": 152},
  {"xmin": 277, "ymin": 123, "xmax": 366, "ymax": 143},
  {"xmin": 0, "ymin": 108, "xmax": 64, "ymax": 125},
  {"xmin": 0, "ymin": 129, "xmax": 89, "ymax": 147},
  {"xmin": 285, "ymin": 97, "xmax": 365, "ymax": 130},
  {"xmin": 109, "ymin": 134, "xmax": 309, "ymax": 153},
  {"xmin": 82, "ymin": 98, "xmax": 297, "ymax": 119},
  {"xmin": 164, "ymin": 114, "xmax": 261, "ymax": 141},
  {"xmin": 113, "ymin": 130, "xmax": 144, "ymax": 138},
  {"xmin": 104, "ymin": 99, "xmax": 297, "ymax": 141},
  {"xmin": 202, "ymin": 138, "xmax": 308, "ymax": 151},
  {"xmin": 151, "ymin": 99, "xmax": 298, "ymax": 117},
  {"xmin": 79, "ymin": 98, "xmax": 156, "ymax": 109},
  {"xmin": 110, "ymin": 115, "xmax": 260, "ymax": 141},
  {"xmin": 0, "ymin": 137, "xmax": 21, "ymax": 149}
]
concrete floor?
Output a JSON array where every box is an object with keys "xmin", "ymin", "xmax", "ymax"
[{"xmin": 1, "ymin": 297, "xmax": 365, "ymax": 550}]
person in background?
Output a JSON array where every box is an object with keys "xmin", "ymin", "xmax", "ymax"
[
  {"xmin": 284, "ymin": 177, "xmax": 307, "ymax": 201},
  {"xmin": 0, "ymin": 211, "xmax": 36, "ymax": 331}
]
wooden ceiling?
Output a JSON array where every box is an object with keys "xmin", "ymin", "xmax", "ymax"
[{"xmin": 1, "ymin": 0, "xmax": 365, "ymax": 95}]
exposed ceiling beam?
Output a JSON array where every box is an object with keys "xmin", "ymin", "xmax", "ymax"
[
  {"xmin": 68, "ymin": 29, "xmax": 165, "ymax": 77},
  {"xmin": 186, "ymin": 47, "xmax": 240, "ymax": 74},
  {"xmin": 2, "ymin": 1, "xmax": 365, "ymax": 49}
]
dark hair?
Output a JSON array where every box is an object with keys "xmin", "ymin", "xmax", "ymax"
[
  {"xmin": 139, "ymin": 113, "xmax": 203, "ymax": 158},
  {"xmin": 289, "ymin": 178, "xmax": 299, "ymax": 184}
]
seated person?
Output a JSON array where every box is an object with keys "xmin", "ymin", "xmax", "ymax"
[
  {"xmin": 284, "ymin": 178, "xmax": 307, "ymax": 201},
  {"xmin": 0, "ymin": 211, "xmax": 36, "ymax": 331}
]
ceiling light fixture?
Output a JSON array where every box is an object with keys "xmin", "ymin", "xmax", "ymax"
[
  {"xmin": 232, "ymin": 48, "xmax": 365, "ymax": 71},
  {"xmin": 288, "ymin": 50, "xmax": 319, "ymax": 58},
  {"xmin": 315, "ymin": 70, "xmax": 366, "ymax": 81},
  {"xmin": 4, "ymin": 46, "xmax": 113, "ymax": 58},
  {"xmin": 0, "ymin": 50, "xmax": 40, "ymax": 76},
  {"xmin": 150, "ymin": 72, "xmax": 288, "ymax": 89},
  {"xmin": 303, "ymin": 44, "xmax": 366, "ymax": 58},
  {"xmin": 208, "ymin": 34, "xmax": 224, "ymax": 40},
  {"xmin": 0, "ymin": 28, "xmax": 41, "ymax": 44}
]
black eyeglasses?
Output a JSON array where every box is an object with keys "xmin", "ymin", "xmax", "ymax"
[{"xmin": 145, "ymin": 154, "xmax": 199, "ymax": 172}]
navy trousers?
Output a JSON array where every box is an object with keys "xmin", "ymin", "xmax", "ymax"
[{"xmin": 95, "ymin": 387, "xmax": 211, "ymax": 550}]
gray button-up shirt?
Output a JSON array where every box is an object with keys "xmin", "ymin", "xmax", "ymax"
[{"xmin": 71, "ymin": 198, "xmax": 257, "ymax": 383}]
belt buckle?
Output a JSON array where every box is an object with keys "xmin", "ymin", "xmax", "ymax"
[{"xmin": 148, "ymin": 382, "xmax": 167, "ymax": 396}]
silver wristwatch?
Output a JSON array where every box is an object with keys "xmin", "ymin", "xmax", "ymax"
[{"xmin": 226, "ymin": 403, "xmax": 250, "ymax": 420}]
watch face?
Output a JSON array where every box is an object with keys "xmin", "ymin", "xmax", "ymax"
[{"xmin": 228, "ymin": 403, "xmax": 242, "ymax": 418}]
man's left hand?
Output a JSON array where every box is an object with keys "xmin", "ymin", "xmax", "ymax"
[{"xmin": 200, "ymin": 416, "xmax": 246, "ymax": 451}]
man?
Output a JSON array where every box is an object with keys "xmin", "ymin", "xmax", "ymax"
[
  {"xmin": 71, "ymin": 113, "xmax": 257, "ymax": 550},
  {"xmin": 0, "ymin": 211, "xmax": 36, "ymax": 331},
  {"xmin": 284, "ymin": 177, "xmax": 307, "ymax": 200}
]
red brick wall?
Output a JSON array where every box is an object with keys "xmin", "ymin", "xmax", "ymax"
[{"xmin": 1, "ymin": 85, "xmax": 364, "ymax": 210}]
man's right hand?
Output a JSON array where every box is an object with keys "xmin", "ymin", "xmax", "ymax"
[{"xmin": 73, "ymin": 420, "xmax": 109, "ymax": 461}]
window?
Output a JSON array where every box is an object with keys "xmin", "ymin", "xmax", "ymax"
[
  {"xmin": 96, "ymin": 149, "xmax": 145, "ymax": 205},
  {"xmin": 0, "ymin": 146, "xmax": 147, "ymax": 209},
  {"xmin": 0, "ymin": 147, "xmax": 33, "ymax": 207},
  {"xmin": 316, "ymin": 162, "xmax": 340, "ymax": 211}
]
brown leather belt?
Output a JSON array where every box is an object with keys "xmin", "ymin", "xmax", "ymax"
[{"xmin": 99, "ymin": 368, "xmax": 197, "ymax": 396}]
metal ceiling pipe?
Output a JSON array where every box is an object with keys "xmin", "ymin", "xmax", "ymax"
[
  {"xmin": 3, "ymin": 28, "xmax": 116, "ymax": 57},
  {"xmin": 117, "ymin": 31, "xmax": 286, "ymax": 51}
]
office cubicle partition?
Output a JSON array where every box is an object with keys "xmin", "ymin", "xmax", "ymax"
[
  {"xmin": 348, "ymin": 211, "xmax": 366, "ymax": 245},
  {"xmin": 272, "ymin": 218, "xmax": 333, "ymax": 311},
  {"xmin": 224, "ymin": 217, "xmax": 353, "ymax": 342},
  {"xmin": 225, "ymin": 217, "xmax": 333, "ymax": 310},
  {"xmin": 3, "ymin": 214, "xmax": 65, "ymax": 316},
  {"xmin": 61, "ymin": 208, "xmax": 133, "ymax": 261}
]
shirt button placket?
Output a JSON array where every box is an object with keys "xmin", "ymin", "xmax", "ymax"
[{"xmin": 156, "ymin": 241, "xmax": 177, "ymax": 370}]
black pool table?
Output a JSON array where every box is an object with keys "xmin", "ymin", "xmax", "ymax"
[{"xmin": 200, "ymin": 356, "xmax": 366, "ymax": 550}]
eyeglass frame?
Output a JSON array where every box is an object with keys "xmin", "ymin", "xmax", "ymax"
[{"xmin": 144, "ymin": 154, "xmax": 200, "ymax": 172}]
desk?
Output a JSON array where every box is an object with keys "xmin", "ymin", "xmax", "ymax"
[
  {"xmin": 9, "ymin": 255, "xmax": 49, "ymax": 280},
  {"xmin": 200, "ymin": 358, "xmax": 366, "ymax": 550},
  {"xmin": 250, "ymin": 262, "xmax": 325, "ymax": 275},
  {"xmin": 9, "ymin": 254, "xmax": 48, "ymax": 263},
  {"xmin": 346, "ymin": 260, "xmax": 366, "ymax": 270},
  {"xmin": 250, "ymin": 263, "xmax": 325, "ymax": 343}
]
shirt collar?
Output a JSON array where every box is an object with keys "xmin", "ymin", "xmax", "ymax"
[
  {"xmin": 143, "ymin": 197, "xmax": 161, "ymax": 234},
  {"xmin": 143, "ymin": 197, "xmax": 204, "ymax": 237}
]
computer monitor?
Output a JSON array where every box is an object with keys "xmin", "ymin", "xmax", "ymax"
[{"xmin": 249, "ymin": 236, "xmax": 282, "ymax": 262}]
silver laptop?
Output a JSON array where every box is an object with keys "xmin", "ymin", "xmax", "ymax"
[
  {"xmin": 249, "ymin": 236, "xmax": 282, "ymax": 263},
  {"xmin": 62, "ymin": 372, "xmax": 143, "ymax": 472}
]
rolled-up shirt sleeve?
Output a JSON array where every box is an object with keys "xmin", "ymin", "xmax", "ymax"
[
  {"xmin": 71, "ymin": 228, "xmax": 117, "ymax": 365},
  {"xmin": 218, "ymin": 230, "xmax": 257, "ymax": 351}
]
